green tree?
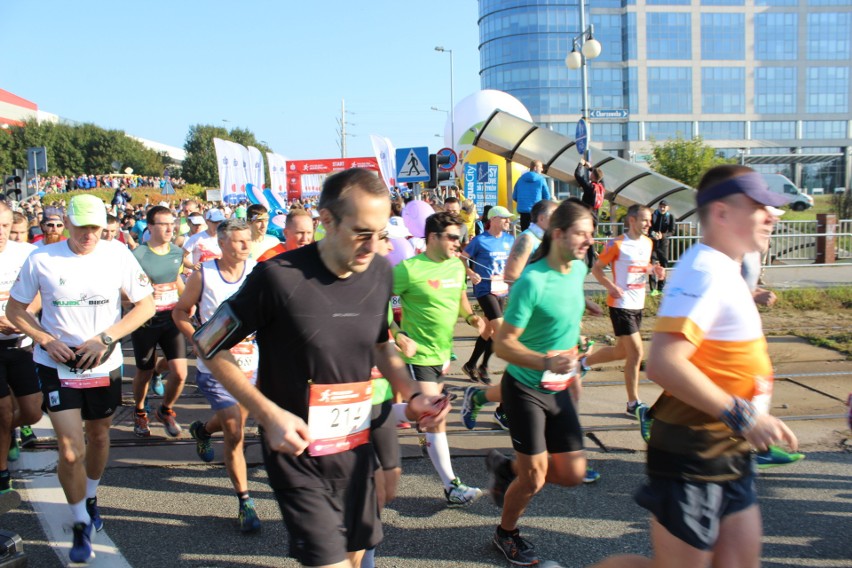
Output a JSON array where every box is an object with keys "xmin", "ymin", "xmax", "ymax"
[
  {"xmin": 182, "ymin": 124, "xmax": 272, "ymax": 187},
  {"xmin": 648, "ymin": 135, "xmax": 734, "ymax": 188}
]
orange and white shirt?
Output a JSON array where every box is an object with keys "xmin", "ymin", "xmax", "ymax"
[{"xmin": 597, "ymin": 233, "xmax": 653, "ymax": 309}]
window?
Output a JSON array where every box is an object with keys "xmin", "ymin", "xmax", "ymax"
[
  {"xmin": 646, "ymin": 13, "xmax": 691, "ymax": 59},
  {"xmin": 806, "ymin": 67, "xmax": 849, "ymax": 113},
  {"xmin": 591, "ymin": 68, "xmax": 627, "ymax": 110},
  {"xmin": 755, "ymin": 13, "xmax": 797, "ymax": 60},
  {"xmin": 807, "ymin": 13, "xmax": 851, "ymax": 60},
  {"xmin": 646, "ymin": 122, "xmax": 694, "ymax": 140},
  {"xmin": 702, "ymin": 0, "xmax": 743, "ymax": 4},
  {"xmin": 625, "ymin": 13, "xmax": 638, "ymax": 60},
  {"xmin": 802, "ymin": 121, "xmax": 847, "ymax": 138},
  {"xmin": 752, "ymin": 121, "xmax": 796, "ymax": 139},
  {"xmin": 594, "ymin": 123, "xmax": 627, "ymax": 142},
  {"xmin": 647, "ymin": 67, "xmax": 692, "ymax": 113},
  {"xmin": 700, "ymin": 121, "xmax": 746, "ymax": 139},
  {"xmin": 702, "ymin": 68, "xmax": 745, "ymax": 113},
  {"xmin": 755, "ymin": 67, "xmax": 797, "ymax": 114},
  {"xmin": 701, "ymin": 14, "xmax": 745, "ymax": 60},
  {"xmin": 591, "ymin": 14, "xmax": 623, "ymax": 62},
  {"xmin": 755, "ymin": 0, "xmax": 797, "ymax": 5}
]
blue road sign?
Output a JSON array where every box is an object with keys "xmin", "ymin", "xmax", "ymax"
[
  {"xmin": 575, "ymin": 119, "xmax": 588, "ymax": 156},
  {"xmin": 589, "ymin": 109, "xmax": 629, "ymax": 120},
  {"xmin": 477, "ymin": 162, "xmax": 490, "ymax": 183},
  {"xmin": 437, "ymin": 147, "xmax": 457, "ymax": 171},
  {"xmin": 396, "ymin": 147, "xmax": 430, "ymax": 183}
]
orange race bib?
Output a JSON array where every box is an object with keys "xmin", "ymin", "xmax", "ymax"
[
  {"xmin": 153, "ymin": 281, "xmax": 179, "ymax": 312},
  {"xmin": 307, "ymin": 380, "xmax": 372, "ymax": 457}
]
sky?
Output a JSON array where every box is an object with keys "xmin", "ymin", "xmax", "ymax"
[{"xmin": 1, "ymin": 0, "xmax": 483, "ymax": 160}]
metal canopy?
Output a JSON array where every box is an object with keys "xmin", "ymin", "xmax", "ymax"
[
  {"xmin": 473, "ymin": 110, "xmax": 700, "ymax": 221},
  {"xmin": 744, "ymin": 153, "xmax": 842, "ymax": 165}
]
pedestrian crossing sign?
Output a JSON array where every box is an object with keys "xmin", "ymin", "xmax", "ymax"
[{"xmin": 396, "ymin": 147, "xmax": 430, "ymax": 183}]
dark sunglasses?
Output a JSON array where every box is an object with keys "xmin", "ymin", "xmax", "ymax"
[
  {"xmin": 439, "ymin": 233, "xmax": 461, "ymax": 242},
  {"xmin": 44, "ymin": 222, "xmax": 64, "ymax": 228}
]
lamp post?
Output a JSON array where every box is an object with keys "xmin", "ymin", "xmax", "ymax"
[
  {"xmin": 564, "ymin": 0, "xmax": 602, "ymax": 159},
  {"xmin": 434, "ymin": 47, "xmax": 455, "ymax": 152}
]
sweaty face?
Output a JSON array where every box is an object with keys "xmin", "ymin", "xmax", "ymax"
[
  {"xmin": 323, "ymin": 190, "xmax": 391, "ymax": 275},
  {"xmin": 284, "ymin": 216, "xmax": 314, "ymax": 251},
  {"xmin": 557, "ymin": 217, "xmax": 595, "ymax": 262},
  {"xmin": 428, "ymin": 226, "xmax": 462, "ymax": 260},
  {"xmin": 219, "ymin": 229, "xmax": 252, "ymax": 262}
]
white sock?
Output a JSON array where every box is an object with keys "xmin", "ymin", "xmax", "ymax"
[
  {"xmin": 362, "ymin": 547, "xmax": 376, "ymax": 568},
  {"xmin": 70, "ymin": 499, "xmax": 91, "ymax": 525},
  {"xmin": 86, "ymin": 477, "xmax": 100, "ymax": 500},
  {"xmin": 425, "ymin": 432, "xmax": 455, "ymax": 489}
]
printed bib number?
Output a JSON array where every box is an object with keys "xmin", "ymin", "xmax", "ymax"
[
  {"xmin": 751, "ymin": 375, "xmax": 774, "ymax": 415},
  {"xmin": 153, "ymin": 281, "xmax": 179, "ymax": 311},
  {"xmin": 626, "ymin": 265, "xmax": 649, "ymax": 290},
  {"xmin": 230, "ymin": 340, "xmax": 258, "ymax": 380},
  {"xmin": 57, "ymin": 361, "xmax": 112, "ymax": 389},
  {"xmin": 391, "ymin": 295, "xmax": 402, "ymax": 318},
  {"xmin": 491, "ymin": 275, "xmax": 508, "ymax": 296},
  {"xmin": 540, "ymin": 347, "xmax": 579, "ymax": 391},
  {"xmin": 307, "ymin": 380, "xmax": 372, "ymax": 457}
]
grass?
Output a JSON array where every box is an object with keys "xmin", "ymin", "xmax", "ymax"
[
  {"xmin": 772, "ymin": 287, "xmax": 852, "ymax": 311},
  {"xmin": 797, "ymin": 332, "xmax": 852, "ymax": 358}
]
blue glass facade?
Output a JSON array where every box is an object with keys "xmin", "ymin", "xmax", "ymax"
[
  {"xmin": 647, "ymin": 67, "xmax": 692, "ymax": 113},
  {"xmin": 702, "ymin": 67, "xmax": 745, "ymax": 113},
  {"xmin": 755, "ymin": 13, "xmax": 797, "ymax": 60},
  {"xmin": 646, "ymin": 13, "xmax": 692, "ymax": 59},
  {"xmin": 701, "ymin": 14, "xmax": 745, "ymax": 59}
]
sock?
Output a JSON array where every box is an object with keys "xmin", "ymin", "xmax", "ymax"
[
  {"xmin": 362, "ymin": 547, "xmax": 376, "ymax": 568},
  {"xmin": 425, "ymin": 432, "xmax": 456, "ymax": 489},
  {"xmin": 467, "ymin": 336, "xmax": 488, "ymax": 367},
  {"xmin": 497, "ymin": 525, "xmax": 518, "ymax": 538},
  {"xmin": 237, "ymin": 491, "xmax": 250, "ymax": 502},
  {"xmin": 197, "ymin": 422, "xmax": 212, "ymax": 439},
  {"xmin": 86, "ymin": 477, "xmax": 100, "ymax": 500},
  {"xmin": 481, "ymin": 339, "xmax": 494, "ymax": 366},
  {"xmin": 70, "ymin": 499, "xmax": 91, "ymax": 525},
  {"xmin": 472, "ymin": 389, "xmax": 489, "ymax": 406}
]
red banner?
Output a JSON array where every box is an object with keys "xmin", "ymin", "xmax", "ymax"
[{"xmin": 286, "ymin": 157, "xmax": 379, "ymax": 201}]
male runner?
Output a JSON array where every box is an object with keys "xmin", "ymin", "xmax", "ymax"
[
  {"xmin": 130, "ymin": 205, "xmax": 188, "ymax": 438},
  {"xmin": 393, "ymin": 211, "xmax": 485, "ymax": 506},
  {"xmin": 7, "ymin": 195, "xmax": 154, "ymax": 563},
  {"xmin": 183, "ymin": 208, "xmax": 224, "ymax": 270},
  {"xmin": 246, "ymin": 204, "xmax": 281, "ymax": 260},
  {"xmin": 593, "ymin": 165, "xmax": 798, "ymax": 568},
  {"xmin": 198, "ymin": 168, "xmax": 451, "ymax": 567},
  {"xmin": 442, "ymin": 197, "xmax": 470, "ymax": 247},
  {"xmin": 173, "ymin": 218, "xmax": 261, "ymax": 532},
  {"xmin": 584, "ymin": 204, "xmax": 658, "ymax": 417},
  {"xmin": 34, "ymin": 207, "xmax": 66, "ymax": 247},
  {"xmin": 283, "ymin": 208, "xmax": 315, "ymax": 251}
]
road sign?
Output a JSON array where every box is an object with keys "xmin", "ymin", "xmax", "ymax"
[
  {"xmin": 589, "ymin": 109, "xmax": 628, "ymax": 120},
  {"xmin": 27, "ymin": 146, "xmax": 48, "ymax": 176},
  {"xmin": 396, "ymin": 147, "xmax": 430, "ymax": 183},
  {"xmin": 436, "ymin": 147, "xmax": 457, "ymax": 171},
  {"xmin": 575, "ymin": 119, "xmax": 588, "ymax": 156}
]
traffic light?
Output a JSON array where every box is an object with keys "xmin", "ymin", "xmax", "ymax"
[
  {"xmin": 428, "ymin": 153, "xmax": 451, "ymax": 189},
  {"xmin": 4, "ymin": 171, "xmax": 23, "ymax": 200}
]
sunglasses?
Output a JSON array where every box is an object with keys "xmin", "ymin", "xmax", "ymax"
[
  {"xmin": 44, "ymin": 222, "xmax": 64, "ymax": 228},
  {"xmin": 439, "ymin": 233, "xmax": 461, "ymax": 242}
]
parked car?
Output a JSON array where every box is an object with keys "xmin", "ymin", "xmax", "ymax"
[{"xmin": 761, "ymin": 174, "xmax": 814, "ymax": 211}]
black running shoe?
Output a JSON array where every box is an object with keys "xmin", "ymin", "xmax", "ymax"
[
  {"xmin": 492, "ymin": 527, "xmax": 539, "ymax": 566},
  {"xmin": 462, "ymin": 362, "xmax": 480, "ymax": 383},
  {"xmin": 486, "ymin": 449, "xmax": 516, "ymax": 508}
]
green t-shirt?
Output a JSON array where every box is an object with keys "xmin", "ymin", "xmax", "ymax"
[
  {"xmin": 393, "ymin": 254, "xmax": 465, "ymax": 366},
  {"xmin": 504, "ymin": 259, "xmax": 588, "ymax": 392},
  {"xmin": 372, "ymin": 306, "xmax": 394, "ymax": 404}
]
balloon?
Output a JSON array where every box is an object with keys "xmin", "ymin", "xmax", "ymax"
[
  {"xmin": 402, "ymin": 200, "xmax": 433, "ymax": 238},
  {"xmin": 444, "ymin": 89, "xmax": 532, "ymax": 152},
  {"xmin": 267, "ymin": 214, "xmax": 286, "ymax": 240},
  {"xmin": 386, "ymin": 237, "xmax": 415, "ymax": 267}
]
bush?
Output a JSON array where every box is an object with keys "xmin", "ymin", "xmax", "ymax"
[{"xmin": 42, "ymin": 185, "xmax": 209, "ymax": 207}]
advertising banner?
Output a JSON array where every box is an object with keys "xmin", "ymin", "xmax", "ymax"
[{"xmin": 286, "ymin": 157, "xmax": 379, "ymax": 201}]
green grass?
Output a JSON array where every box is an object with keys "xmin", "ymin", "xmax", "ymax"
[
  {"xmin": 797, "ymin": 332, "xmax": 852, "ymax": 358},
  {"xmin": 774, "ymin": 195, "xmax": 837, "ymax": 221},
  {"xmin": 773, "ymin": 287, "xmax": 852, "ymax": 311}
]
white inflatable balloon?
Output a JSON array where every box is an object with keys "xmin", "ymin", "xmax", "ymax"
[{"xmin": 442, "ymin": 89, "xmax": 533, "ymax": 152}]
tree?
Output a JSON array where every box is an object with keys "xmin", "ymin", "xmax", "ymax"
[
  {"xmin": 648, "ymin": 135, "xmax": 734, "ymax": 188},
  {"xmin": 182, "ymin": 124, "xmax": 272, "ymax": 187}
]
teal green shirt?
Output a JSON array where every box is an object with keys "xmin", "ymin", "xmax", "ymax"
[{"xmin": 504, "ymin": 259, "xmax": 588, "ymax": 392}]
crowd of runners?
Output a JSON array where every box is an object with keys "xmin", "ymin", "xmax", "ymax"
[{"xmin": 0, "ymin": 163, "xmax": 829, "ymax": 567}]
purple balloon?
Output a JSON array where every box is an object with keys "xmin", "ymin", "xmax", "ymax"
[
  {"xmin": 402, "ymin": 200, "xmax": 433, "ymax": 238},
  {"xmin": 386, "ymin": 237, "xmax": 415, "ymax": 267}
]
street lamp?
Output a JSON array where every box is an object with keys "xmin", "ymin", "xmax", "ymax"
[
  {"xmin": 434, "ymin": 46, "xmax": 455, "ymax": 152},
  {"xmin": 564, "ymin": 0, "xmax": 602, "ymax": 125}
]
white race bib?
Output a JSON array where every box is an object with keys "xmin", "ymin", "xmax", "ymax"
[
  {"xmin": 491, "ymin": 274, "xmax": 509, "ymax": 296},
  {"xmin": 153, "ymin": 281, "xmax": 179, "ymax": 311},
  {"xmin": 307, "ymin": 380, "xmax": 372, "ymax": 457},
  {"xmin": 57, "ymin": 360, "xmax": 113, "ymax": 389},
  {"xmin": 230, "ymin": 340, "xmax": 258, "ymax": 380},
  {"xmin": 626, "ymin": 265, "xmax": 649, "ymax": 290}
]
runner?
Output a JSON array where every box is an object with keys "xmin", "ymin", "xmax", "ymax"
[
  {"xmin": 460, "ymin": 206, "xmax": 516, "ymax": 386},
  {"xmin": 283, "ymin": 207, "xmax": 315, "ymax": 252},
  {"xmin": 486, "ymin": 199, "xmax": 596, "ymax": 566},
  {"xmin": 393, "ymin": 211, "xmax": 485, "ymax": 506},
  {"xmin": 130, "ymin": 205, "xmax": 188, "ymax": 438},
  {"xmin": 592, "ymin": 165, "xmax": 799, "ymax": 568},
  {"xmin": 6, "ymin": 195, "xmax": 154, "ymax": 563},
  {"xmin": 183, "ymin": 208, "xmax": 224, "ymax": 270},
  {"xmin": 173, "ymin": 218, "xmax": 262, "ymax": 532},
  {"xmin": 583, "ymin": 204, "xmax": 658, "ymax": 417},
  {"xmin": 194, "ymin": 168, "xmax": 451, "ymax": 567},
  {"xmin": 246, "ymin": 204, "xmax": 280, "ymax": 260},
  {"xmin": 33, "ymin": 207, "xmax": 66, "ymax": 247}
]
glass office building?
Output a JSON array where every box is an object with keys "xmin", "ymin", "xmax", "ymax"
[{"xmin": 479, "ymin": 0, "xmax": 852, "ymax": 191}]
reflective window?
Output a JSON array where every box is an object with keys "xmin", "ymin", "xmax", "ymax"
[
  {"xmin": 625, "ymin": 13, "xmax": 638, "ymax": 60},
  {"xmin": 754, "ymin": 13, "xmax": 797, "ymax": 60},
  {"xmin": 755, "ymin": 0, "xmax": 797, "ymax": 5},
  {"xmin": 701, "ymin": 14, "xmax": 745, "ymax": 60},
  {"xmin": 808, "ymin": 0, "xmax": 852, "ymax": 6},
  {"xmin": 646, "ymin": 122, "xmax": 694, "ymax": 140},
  {"xmin": 594, "ymin": 123, "xmax": 627, "ymax": 142},
  {"xmin": 700, "ymin": 121, "xmax": 746, "ymax": 139},
  {"xmin": 702, "ymin": 0, "xmax": 743, "ymax": 4},
  {"xmin": 627, "ymin": 67, "xmax": 639, "ymax": 113},
  {"xmin": 591, "ymin": 14, "xmax": 623, "ymax": 62},
  {"xmin": 479, "ymin": 5, "xmax": 578, "ymax": 45},
  {"xmin": 647, "ymin": 67, "xmax": 692, "ymax": 113},
  {"xmin": 806, "ymin": 67, "xmax": 850, "ymax": 113},
  {"xmin": 702, "ymin": 68, "xmax": 745, "ymax": 113},
  {"xmin": 807, "ymin": 13, "xmax": 852, "ymax": 60},
  {"xmin": 646, "ymin": 13, "xmax": 692, "ymax": 59},
  {"xmin": 627, "ymin": 122, "xmax": 641, "ymax": 140},
  {"xmin": 755, "ymin": 67, "xmax": 797, "ymax": 114},
  {"xmin": 647, "ymin": 0, "xmax": 690, "ymax": 4},
  {"xmin": 714, "ymin": 148, "xmax": 741, "ymax": 159},
  {"xmin": 752, "ymin": 121, "xmax": 796, "ymax": 139},
  {"xmin": 591, "ymin": 68, "xmax": 627, "ymax": 110},
  {"xmin": 802, "ymin": 121, "xmax": 847, "ymax": 139}
]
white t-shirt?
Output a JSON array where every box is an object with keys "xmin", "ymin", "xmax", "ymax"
[
  {"xmin": 597, "ymin": 233, "xmax": 654, "ymax": 310},
  {"xmin": 0, "ymin": 240, "xmax": 37, "ymax": 343},
  {"xmin": 10, "ymin": 239, "xmax": 153, "ymax": 370},
  {"xmin": 183, "ymin": 231, "xmax": 221, "ymax": 267},
  {"xmin": 249, "ymin": 235, "xmax": 281, "ymax": 260}
]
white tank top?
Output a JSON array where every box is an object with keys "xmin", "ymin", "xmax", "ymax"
[{"xmin": 196, "ymin": 258, "xmax": 257, "ymax": 374}]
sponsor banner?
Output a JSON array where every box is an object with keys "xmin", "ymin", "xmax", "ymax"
[
  {"xmin": 247, "ymin": 146, "xmax": 265, "ymax": 191},
  {"xmin": 286, "ymin": 157, "xmax": 379, "ymax": 201},
  {"xmin": 267, "ymin": 152, "xmax": 288, "ymax": 195},
  {"xmin": 370, "ymin": 134, "xmax": 396, "ymax": 189}
]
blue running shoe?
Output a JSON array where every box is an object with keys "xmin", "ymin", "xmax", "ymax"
[
  {"xmin": 461, "ymin": 386, "xmax": 482, "ymax": 430},
  {"xmin": 239, "ymin": 498, "xmax": 261, "ymax": 533},
  {"xmin": 69, "ymin": 521, "xmax": 95, "ymax": 563},
  {"xmin": 583, "ymin": 467, "xmax": 601, "ymax": 484},
  {"xmin": 86, "ymin": 497, "xmax": 104, "ymax": 532},
  {"xmin": 150, "ymin": 373, "xmax": 165, "ymax": 397},
  {"xmin": 189, "ymin": 420, "xmax": 214, "ymax": 463},
  {"xmin": 636, "ymin": 403, "xmax": 653, "ymax": 443},
  {"xmin": 756, "ymin": 446, "xmax": 805, "ymax": 470}
]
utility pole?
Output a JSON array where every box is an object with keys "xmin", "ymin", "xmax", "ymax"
[{"xmin": 341, "ymin": 99, "xmax": 346, "ymax": 158}]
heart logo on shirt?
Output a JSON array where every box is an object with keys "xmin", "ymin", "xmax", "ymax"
[{"xmin": 428, "ymin": 279, "xmax": 441, "ymax": 289}]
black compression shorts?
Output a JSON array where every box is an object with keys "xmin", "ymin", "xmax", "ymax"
[{"xmin": 130, "ymin": 312, "xmax": 186, "ymax": 370}]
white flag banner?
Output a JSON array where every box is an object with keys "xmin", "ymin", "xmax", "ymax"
[
  {"xmin": 247, "ymin": 146, "xmax": 265, "ymax": 190},
  {"xmin": 370, "ymin": 134, "xmax": 396, "ymax": 189},
  {"xmin": 213, "ymin": 138, "xmax": 236, "ymax": 197},
  {"xmin": 267, "ymin": 152, "xmax": 288, "ymax": 194}
]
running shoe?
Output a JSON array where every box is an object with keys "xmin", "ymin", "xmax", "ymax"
[
  {"xmin": 461, "ymin": 362, "xmax": 480, "ymax": 383},
  {"xmin": 494, "ymin": 406, "xmax": 510, "ymax": 431},
  {"xmin": 450, "ymin": 352, "xmax": 458, "ymax": 361},
  {"xmin": 445, "ymin": 478, "xmax": 483, "ymax": 508},
  {"xmin": 650, "ymin": 289, "xmax": 661, "ymax": 297},
  {"xmin": 150, "ymin": 373, "xmax": 165, "ymax": 397},
  {"xmin": 477, "ymin": 365, "xmax": 492, "ymax": 385},
  {"xmin": 7, "ymin": 435, "xmax": 19, "ymax": 462},
  {"xmin": 0, "ymin": 473, "xmax": 11, "ymax": 494},
  {"xmin": 238, "ymin": 498, "xmax": 262, "ymax": 532},
  {"xmin": 189, "ymin": 420, "xmax": 214, "ymax": 462},
  {"xmin": 486, "ymin": 449, "xmax": 516, "ymax": 508},
  {"xmin": 156, "ymin": 406, "xmax": 182, "ymax": 437},
  {"xmin": 625, "ymin": 401, "xmax": 645, "ymax": 418},
  {"xmin": 69, "ymin": 521, "xmax": 95, "ymax": 563},
  {"xmin": 756, "ymin": 446, "xmax": 806, "ymax": 470},
  {"xmin": 636, "ymin": 404, "xmax": 653, "ymax": 443},
  {"xmin": 583, "ymin": 467, "xmax": 601, "ymax": 484},
  {"xmin": 134, "ymin": 412, "xmax": 151, "ymax": 437},
  {"xmin": 86, "ymin": 497, "xmax": 104, "ymax": 532},
  {"xmin": 19, "ymin": 425, "xmax": 37, "ymax": 448},
  {"xmin": 492, "ymin": 527, "xmax": 539, "ymax": 566},
  {"xmin": 461, "ymin": 386, "xmax": 483, "ymax": 430}
]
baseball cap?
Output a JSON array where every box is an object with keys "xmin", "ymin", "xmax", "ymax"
[
  {"xmin": 67, "ymin": 195, "xmax": 107, "ymax": 227},
  {"xmin": 487, "ymin": 206, "xmax": 518, "ymax": 220},
  {"xmin": 188, "ymin": 215, "xmax": 206, "ymax": 226},
  {"xmin": 696, "ymin": 172, "xmax": 791, "ymax": 208},
  {"xmin": 41, "ymin": 206, "xmax": 63, "ymax": 222},
  {"xmin": 205, "ymin": 208, "xmax": 226, "ymax": 222},
  {"xmin": 767, "ymin": 206, "xmax": 786, "ymax": 217},
  {"xmin": 659, "ymin": 200, "xmax": 668, "ymax": 206}
]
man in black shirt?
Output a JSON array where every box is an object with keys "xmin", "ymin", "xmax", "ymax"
[
  {"xmin": 649, "ymin": 200, "xmax": 675, "ymax": 295},
  {"xmin": 201, "ymin": 168, "xmax": 450, "ymax": 568}
]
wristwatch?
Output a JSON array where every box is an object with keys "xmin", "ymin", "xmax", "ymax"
[{"xmin": 99, "ymin": 332, "xmax": 114, "ymax": 346}]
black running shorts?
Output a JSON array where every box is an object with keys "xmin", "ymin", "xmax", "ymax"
[
  {"xmin": 37, "ymin": 364, "xmax": 122, "ymax": 420},
  {"xmin": 370, "ymin": 400, "xmax": 401, "ymax": 471},
  {"xmin": 130, "ymin": 312, "xmax": 187, "ymax": 370},
  {"xmin": 407, "ymin": 364, "xmax": 444, "ymax": 384},
  {"xmin": 477, "ymin": 294, "xmax": 506, "ymax": 321},
  {"xmin": 0, "ymin": 345, "xmax": 40, "ymax": 398},
  {"xmin": 609, "ymin": 306, "xmax": 643, "ymax": 336}
]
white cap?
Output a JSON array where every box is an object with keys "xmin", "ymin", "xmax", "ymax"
[
  {"xmin": 205, "ymin": 208, "xmax": 226, "ymax": 222},
  {"xmin": 386, "ymin": 216, "xmax": 411, "ymax": 239}
]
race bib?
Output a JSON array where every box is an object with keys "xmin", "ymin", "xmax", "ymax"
[
  {"xmin": 230, "ymin": 340, "xmax": 258, "ymax": 380},
  {"xmin": 307, "ymin": 380, "xmax": 372, "ymax": 457},
  {"xmin": 752, "ymin": 375, "xmax": 774, "ymax": 415},
  {"xmin": 57, "ymin": 360, "xmax": 113, "ymax": 389},
  {"xmin": 491, "ymin": 274, "xmax": 509, "ymax": 296},
  {"xmin": 626, "ymin": 265, "xmax": 649, "ymax": 290},
  {"xmin": 391, "ymin": 295, "xmax": 402, "ymax": 319},
  {"xmin": 153, "ymin": 281, "xmax": 179, "ymax": 312},
  {"xmin": 540, "ymin": 347, "xmax": 579, "ymax": 392}
]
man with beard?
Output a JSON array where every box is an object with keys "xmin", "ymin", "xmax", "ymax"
[{"xmin": 33, "ymin": 207, "xmax": 66, "ymax": 247}]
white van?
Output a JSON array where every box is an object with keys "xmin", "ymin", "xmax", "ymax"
[{"xmin": 761, "ymin": 174, "xmax": 814, "ymax": 211}]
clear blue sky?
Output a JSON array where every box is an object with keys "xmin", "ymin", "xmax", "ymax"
[{"xmin": 1, "ymin": 0, "xmax": 482, "ymax": 160}]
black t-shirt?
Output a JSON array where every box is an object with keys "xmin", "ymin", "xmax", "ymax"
[{"xmin": 220, "ymin": 242, "xmax": 392, "ymax": 489}]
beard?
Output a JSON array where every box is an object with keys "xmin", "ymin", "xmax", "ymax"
[{"xmin": 43, "ymin": 233, "xmax": 63, "ymax": 245}]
